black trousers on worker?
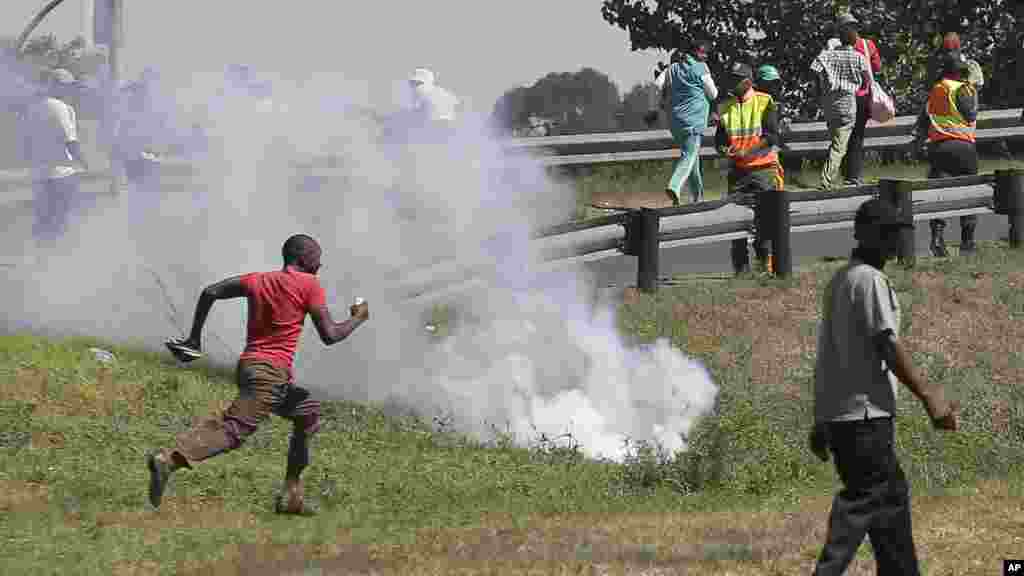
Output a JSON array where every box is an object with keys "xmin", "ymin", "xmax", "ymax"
[
  {"xmin": 814, "ymin": 417, "xmax": 921, "ymax": 576},
  {"xmin": 841, "ymin": 94, "xmax": 870, "ymax": 184},
  {"xmin": 728, "ymin": 166, "xmax": 782, "ymax": 273},
  {"xmin": 928, "ymin": 139, "xmax": 979, "ymax": 250}
]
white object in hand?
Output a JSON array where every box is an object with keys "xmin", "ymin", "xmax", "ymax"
[{"xmin": 354, "ymin": 297, "xmax": 365, "ymax": 306}]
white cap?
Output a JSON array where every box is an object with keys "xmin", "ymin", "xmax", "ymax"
[{"xmin": 409, "ymin": 68, "xmax": 435, "ymax": 86}]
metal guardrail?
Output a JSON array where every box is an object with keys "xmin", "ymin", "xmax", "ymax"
[
  {"xmin": 398, "ymin": 172, "xmax": 1022, "ymax": 302},
  {"xmin": 506, "ymin": 108, "xmax": 1024, "ymax": 167}
]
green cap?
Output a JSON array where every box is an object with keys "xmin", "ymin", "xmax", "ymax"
[{"xmin": 756, "ymin": 65, "xmax": 781, "ymax": 82}]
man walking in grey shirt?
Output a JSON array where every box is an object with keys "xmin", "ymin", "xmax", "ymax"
[{"xmin": 810, "ymin": 198, "xmax": 959, "ymax": 575}]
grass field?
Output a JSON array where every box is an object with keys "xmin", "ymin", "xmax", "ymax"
[
  {"xmin": 3, "ymin": 242, "xmax": 1024, "ymax": 574},
  {"xmin": 569, "ymin": 153, "xmax": 1024, "ymax": 220}
]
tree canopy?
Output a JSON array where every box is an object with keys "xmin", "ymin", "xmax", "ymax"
[
  {"xmin": 492, "ymin": 68, "xmax": 623, "ymax": 135},
  {"xmin": 600, "ymin": 0, "xmax": 1020, "ymax": 117}
]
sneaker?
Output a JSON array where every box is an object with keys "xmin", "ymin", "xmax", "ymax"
[
  {"xmin": 274, "ymin": 493, "xmax": 319, "ymax": 517},
  {"xmin": 929, "ymin": 236, "xmax": 948, "ymax": 258},
  {"xmin": 663, "ymin": 188, "xmax": 680, "ymax": 207},
  {"xmin": 165, "ymin": 339, "xmax": 202, "ymax": 363},
  {"xmin": 146, "ymin": 452, "xmax": 172, "ymax": 508}
]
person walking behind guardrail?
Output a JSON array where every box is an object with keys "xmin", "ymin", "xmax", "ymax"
[
  {"xmin": 810, "ymin": 197, "xmax": 959, "ymax": 575},
  {"xmin": 911, "ymin": 51, "xmax": 980, "ymax": 257},
  {"xmin": 114, "ymin": 75, "xmax": 164, "ymax": 204},
  {"xmin": 145, "ymin": 235, "xmax": 370, "ymax": 515},
  {"xmin": 646, "ymin": 38, "xmax": 718, "ymax": 206},
  {"xmin": 811, "ymin": 13, "xmax": 872, "ymax": 190},
  {"xmin": 927, "ymin": 33, "xmax": 985, "ymax": 102},
  {"xmin": 838, "ymin": 12, "xmax": 882, "ymax": 187},
  {"xmin": 19, "ymin": 68, "xmax": 89, "ymax": 246},
  {"xmin": 755, "ymin": 65, "xmax": 799, "ymax": 179},
  {"xmin": 714, "ymin": 62, "xmax": 783, "ymax": 274},
  {"xmin": 408, "ymin": 68, "xmax": 460, "ymax": 132}
]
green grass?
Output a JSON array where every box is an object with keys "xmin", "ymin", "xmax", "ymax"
[{"xmin": 3, "ymin": 244, "xmax": 1024, "ymax": 574}]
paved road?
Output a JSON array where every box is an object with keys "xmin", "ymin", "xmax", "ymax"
[
  {"xmin": 0, "ymin": 173, "xmax": 1010, "ymax": 294},
  {"xmin": 581, "ymin": 213, "xmax": 1008, "ymax": 287}
]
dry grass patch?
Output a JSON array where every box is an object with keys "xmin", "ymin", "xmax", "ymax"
[
  {"xmin": 234, "ymin": 480, "xmax": 1021, "ymax": 575},
  {"xmin": 91, "ymin": 496, "xmax": 260, "ymax": 534},
  {"xmin": 670, "ymin": 274, "xmax": 821, "ymax": 396},
  {"xmin": 0, "ymin": 479, "xmax": 50, "ymax": 514},
  {"xmin": 4, "ymin": 363, "xmax": 156, "ymax": 419},
  {"xmin": 904, "ymin": 270, "xmax": 1024, "ymax": 380}
]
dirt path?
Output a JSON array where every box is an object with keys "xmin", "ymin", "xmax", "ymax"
[{"xmin": 589, "ymin": 189, "xmax": 678, "ymax": 210}]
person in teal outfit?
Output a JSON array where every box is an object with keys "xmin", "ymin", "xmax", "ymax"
[{"xmin": 647, "ymin": 38, "xmax": 718, "ymax": 206}]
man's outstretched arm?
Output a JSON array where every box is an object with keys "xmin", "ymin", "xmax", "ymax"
[
  {"xmin": 309, "ymin": 302, "xmax": 368, "ymax": 346},
  {"xmin": 874, "ymin": 331, "xmax": 959, "ymax": 430},
  {"xmin": 184, "ymin": 275, "xmax": 246, "ymax": 349}
]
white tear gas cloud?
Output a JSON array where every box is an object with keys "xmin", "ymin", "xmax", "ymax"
[{"xmin": 1, "ymin": 61, "xmax": 717, "ymax": 461}]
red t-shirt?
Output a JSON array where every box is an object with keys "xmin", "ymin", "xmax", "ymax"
[
  {"xmin": 855, "ymin": 38, "xmax": 882, "ymax": 97},
  {"xmin": 238, "ymin": 268, "xmax": 326, "ymax": 373}
]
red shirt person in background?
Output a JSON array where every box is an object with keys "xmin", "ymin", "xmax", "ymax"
[
  {"xmin": 147, "ymin": 234, "xmax": 370, "ymax": 515},
  {"xmin": 839, "ymin": 12, "xmax": 881, "ymax": 186}
]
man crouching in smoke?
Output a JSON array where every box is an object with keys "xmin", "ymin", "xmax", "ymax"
[{"xmin": 147, "ymin": 234, "xmax": 369, "ymax": 515}]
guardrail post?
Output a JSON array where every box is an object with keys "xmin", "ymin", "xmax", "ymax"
[
  {"xmin": 622, "ymin": 208, "xmax": 660, "ymax": 293},
  {"xmin": 763, "ymin": 189, "xmax": 792, "ymax": 277},
  {"xmin": 879, "ymin": 179, "xmax": 915, "ymax": 267},
  {"xmin": 995, "ymin": 169, "xmax": 1024, "ymax": 248}
]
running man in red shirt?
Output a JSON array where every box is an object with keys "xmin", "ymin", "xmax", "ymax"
[{"xmin": 147, "ymin": 234, "xmax": 369, "ymax": 515}]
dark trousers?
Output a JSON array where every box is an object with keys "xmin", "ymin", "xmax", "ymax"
[
  {"xmin": 32, "ymin": 174, "xmax": 82, "ymax": 245},
  {"xmin": 728, "ymin": 166, "xmax": 783, "ymax": 273},
  {"xmin": 841, "ymin": 95, "xmax": 869, "ymax": 183},
  {"xmin": 814, "ymin": 417, "xmax": 921, "ymax": 576},
  {"xmin": 928, "ymin": 139, "xmax": 979, "ymax": 237},
  {"xmin": 174, "ymin": 360, "xmax": 322, "ymax": 478}
]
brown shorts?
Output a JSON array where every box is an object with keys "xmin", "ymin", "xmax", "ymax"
[{"xmin": 174, "ymin": 359, "xmax": 321, "ymax": 464}]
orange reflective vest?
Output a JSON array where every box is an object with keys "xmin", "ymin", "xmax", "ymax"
[
  {"xmin": 927, "ymin": 79, "xmax": 976, "ymax": 144},
  {"xmin": 717, "ymin": 90, "xmax": 779, "ymax": 170}
]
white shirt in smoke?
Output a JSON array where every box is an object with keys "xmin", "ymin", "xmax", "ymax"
[
  {"xmin": 409, "ymin": 68, "xmax": 459, "ymax": 122},
  {"xmin": 23, "ymin": 96, "xmax": 79, "ymax": 181}
]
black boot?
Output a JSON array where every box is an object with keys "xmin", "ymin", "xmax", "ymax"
[
  {"xmin": 731, "ymin": 238, "xmax": 750, "ymax": 275},
  {"xmin": 960, "ymin": 215, "xmax": 977, "ymax": 254},
  {"xmin": 929, "ymin": 219, "xmax": 948, "ymax": 257}
]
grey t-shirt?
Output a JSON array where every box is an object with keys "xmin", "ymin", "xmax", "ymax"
[{"xmin": 814, "ymin": 260, "xmax": 901, "ymax": 422}]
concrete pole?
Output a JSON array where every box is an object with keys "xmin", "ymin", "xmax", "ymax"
[
  {"xmin": 108, "ymin": 0, "xmax": 123, "ymax": 91},
  {"xmin": 81, "ymin": 0, "xmax": 95, "ymax": 49},
  {"xmin": 105, "ymin": 0, "xmax": 124, "ymax": 195}
]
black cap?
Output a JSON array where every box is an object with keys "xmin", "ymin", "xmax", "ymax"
[
  {"xmin": 855, "ymin": 198, "xmax": 913, "ymax": 229},
  {"xmin": 728, "ymin": 62, "xmax": 753, "ymax": 79}
]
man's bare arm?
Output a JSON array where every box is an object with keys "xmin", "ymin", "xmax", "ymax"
[
  {"xmin": 309, "ymin": 302, "xmax": 368, "ymax": 346},
  {"xmin": 185, "ymin": 275, "xmax": 246, "ymax": 348},
  {"xmin": 874, "ymin": 332, "xmax": 958, "ymax": 430}
]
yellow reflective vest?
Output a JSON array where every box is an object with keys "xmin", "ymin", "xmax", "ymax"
[
  {"xmin": 927, "ymin": 78, "xmax": 976, "ymax": 144},
  {"xmin": 717, "ymin": 90, "xmax": 779, "ymax": 170}
]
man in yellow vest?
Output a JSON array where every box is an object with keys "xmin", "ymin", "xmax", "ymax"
[
  {"xmin": 911, "ymin": 50, "xmax": 979, "ymax": 256},
  {"xmin": 715, "ymin": 62, "xmax": 784, "ymax": 274}
]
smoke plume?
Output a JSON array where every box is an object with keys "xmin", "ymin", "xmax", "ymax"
[{"xmin": 1, "ymin": 61, "xmax": 717, "ymax": 461}]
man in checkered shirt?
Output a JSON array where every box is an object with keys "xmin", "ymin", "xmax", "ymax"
[{"xmin": 811, "ymin": 12, "xmax": 872, "ymax": 190}]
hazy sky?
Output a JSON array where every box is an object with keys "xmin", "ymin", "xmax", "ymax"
[{"xmin": 8, "ymin": 0, "xmax": 666, "ymax": 114}]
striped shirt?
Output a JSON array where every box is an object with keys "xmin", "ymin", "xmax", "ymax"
[{"xmin": 811, "ymin": 46, "xmax": 871, "ymax": 123}]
